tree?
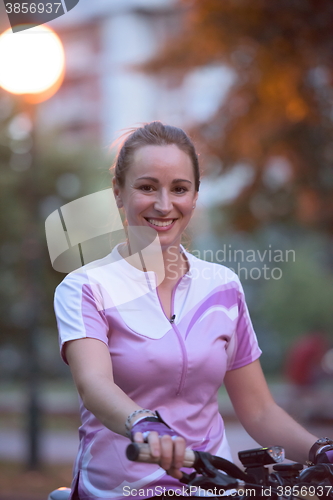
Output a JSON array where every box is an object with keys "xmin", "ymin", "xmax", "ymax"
[
  {"xmin": 0, "ymin": 88, "xmax": 110, "ymax": 378},
  {"xmin": 144, "ymin": 0, "xmax": 333, "ymax": 233}
]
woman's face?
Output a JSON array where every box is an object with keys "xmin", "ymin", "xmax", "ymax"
[{"xmin": 113, "ymin": 144, "xmax": 198, "ymax": 251}]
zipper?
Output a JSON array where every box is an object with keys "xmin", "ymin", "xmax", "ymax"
[
  {"xmin": 171, "ymin": 322, "xmax": 188, "ymax": 396},
  {"xmin": 156, "ymin": 277, "xmax": 188, "ymax": 396}
]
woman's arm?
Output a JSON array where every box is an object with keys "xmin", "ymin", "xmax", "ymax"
[
  {"xmin": 65, "ymin": 337, "xmax": 186, "ymax": 473},
  {"xmin": 66, "ymin": 337, "xmax": 141, "ymax": 435},
  {"xmin": 224, "ymin": 359, "xmax": 318, "ymax": 463}
]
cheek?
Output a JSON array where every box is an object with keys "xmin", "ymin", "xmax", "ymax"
[
  {"xmin": 181, "ymin": 196, "xmax": 196, "ymax": 214},
  {"xmin": 124, "ymin": 193, "xmax": 148, "ymax": 216}
]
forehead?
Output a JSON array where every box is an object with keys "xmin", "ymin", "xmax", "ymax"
[{"xmin": 129, "ymin": 144, "xmax": 194, "ymax": 179}]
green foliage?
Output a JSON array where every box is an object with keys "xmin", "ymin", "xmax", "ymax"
[
  {"xmin": 0, "ymin": 90, "xmax": 112, "ymax": 377},
  {"xmin": 257, "ymin": 239, "xmax": 333, "ymax": 346}
]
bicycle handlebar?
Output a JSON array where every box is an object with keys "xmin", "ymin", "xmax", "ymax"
[
  {"xmin": 126, "ymin": 443, "xmax": 333, "ymax": 498},
  {"xmin": 126, "ymin": 443, "xmax": 247, "ymax": 492},
  {"xmin": 126, "ymin": 442, "xmax": 196, "ymax": 468}
]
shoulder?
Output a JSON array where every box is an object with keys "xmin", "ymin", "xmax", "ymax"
[
  {"xmin": 55, "ymin": 268, "xmax": 88, "ymax": 298},
  {"xmin": 54, "ymin": 251, "xmax": 116, "ymax": 297}
]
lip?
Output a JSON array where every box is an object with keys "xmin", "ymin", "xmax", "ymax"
[{"xmin": 144, "ymin": 217, "xmax": 178, "ymax": 231}]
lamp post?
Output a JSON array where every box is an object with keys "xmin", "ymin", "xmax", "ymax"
[{"xmin": 0, "ymin": 25, "xmax": 65, "ymax": 469}]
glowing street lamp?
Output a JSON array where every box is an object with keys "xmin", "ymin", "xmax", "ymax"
[
  {"xmin": 0, "ymin": 24, "xmax": 65, "ymax": 469},
  {"xmin": 0, "ymin": 25, "xmax": 65, "ymax": 102}
]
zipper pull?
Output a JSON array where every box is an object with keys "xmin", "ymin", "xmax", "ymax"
[{"xmin": 170, "ymin": 314, "xmax": 176, "ymax": 324}]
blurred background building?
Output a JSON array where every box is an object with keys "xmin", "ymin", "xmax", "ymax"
[{"xmin": 39, "ymin": 0, "xmax": 233, "ymax": 148}]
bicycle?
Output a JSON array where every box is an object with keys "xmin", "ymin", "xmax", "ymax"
[
  {"xmin": 126, "ymin": 443, "xmax": 333, "ymax": 498},
  {"xmin": 48, "ymin": 487, "xmax": 71, "ymax": 500},
  {"xmin": 48, "ymin": 443, "xmax": 333, "ymax": 499}
]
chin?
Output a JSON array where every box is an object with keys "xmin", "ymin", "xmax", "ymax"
[{"xmin": 158, "ymin": 236, "xmax": 181, "ymax": 251}]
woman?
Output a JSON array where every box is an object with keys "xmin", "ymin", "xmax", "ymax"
[{"xmin": 54, "ymin": 122, "xmax": 330, "ymax": 499}]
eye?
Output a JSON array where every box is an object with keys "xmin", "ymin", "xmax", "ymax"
[
  {"xmin": 139, "ymin": 184, "xmax": 154, "ymax": 192},
  {"xmin": 173, "ymin": 186, "xmax": 188, "ymax": 194}
]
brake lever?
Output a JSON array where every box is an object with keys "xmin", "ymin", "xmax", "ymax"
[{"xmin": 188, "ymin": 451, "xmax": 246, "ymax": 490}]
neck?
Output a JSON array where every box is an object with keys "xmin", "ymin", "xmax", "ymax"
[
  {"xmin": 118, "ymin": 241, "xmax": 189, "ymax": 283},
  {"xmin": 161, "ymin": 244, "xmax": 189, "ymax": 282}
]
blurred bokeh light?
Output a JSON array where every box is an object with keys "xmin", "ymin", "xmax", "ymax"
[{"xmin": 0, "ymin": 25, "xmax": 65, "ymax": 102}]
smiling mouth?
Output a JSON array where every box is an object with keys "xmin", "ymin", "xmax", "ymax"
[{"xmin": 145, "ymin": 218, "xmax": 176, "ymax": 227}]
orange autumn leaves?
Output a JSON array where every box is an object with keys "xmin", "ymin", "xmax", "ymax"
[{"xmin": 143, "ymin": 0, "xmax": 333, "ymax": 232}]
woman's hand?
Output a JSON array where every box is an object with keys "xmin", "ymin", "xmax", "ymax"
[
  {"xmin": 133, "ymin": 430, "xmax": 186, "ymax": 478},
  {"xmin": 129, "ymin": 411, "xmax": 187, "ymax": 477}
]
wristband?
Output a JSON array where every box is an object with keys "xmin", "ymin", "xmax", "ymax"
[
  {"xmin": 125, "ymin": 409, "xmax": 156, "ymax": 437},
  {"xmin": 130, "ymin": 411, "xmax": 179, "ymax": 442},
  {"xmin": 309, "ymin": 437, "xmax": 333, "ymax": 464}
]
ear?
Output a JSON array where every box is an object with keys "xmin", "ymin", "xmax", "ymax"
[
  {"xmin": 192, "ymin": 190, "xmax": 199, "ymax": 209},
  {"xmin": 112, "ymin": 177, "xmax": 123, "ymax": 209}
]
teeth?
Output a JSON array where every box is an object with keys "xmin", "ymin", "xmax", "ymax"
[{"xmin": 147, "ymin": 219, "xmax": 174, "ymax": 227}]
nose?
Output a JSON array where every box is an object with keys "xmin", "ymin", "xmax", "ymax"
[{"xmin": 154, "ymin": 188, "xmax": 173, "ymax": 214}]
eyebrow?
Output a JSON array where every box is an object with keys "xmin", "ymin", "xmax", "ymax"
[{"xmin": 136, "ymin": 176, "xmax": 192, "ymax": 184}]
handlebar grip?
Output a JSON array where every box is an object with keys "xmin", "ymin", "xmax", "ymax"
[{"xmin": 126, "ymin": 443, "xmax": 196, "ymax": 468}]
